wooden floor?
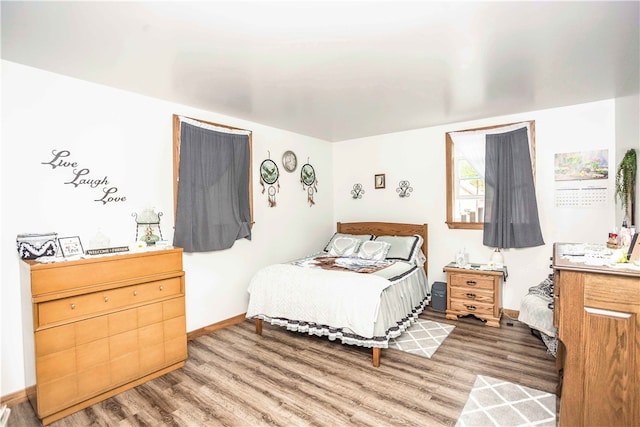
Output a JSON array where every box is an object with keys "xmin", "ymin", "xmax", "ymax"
[{"xmin": 8, "ymin": 309, "xmax": 557, "ymax": 427}]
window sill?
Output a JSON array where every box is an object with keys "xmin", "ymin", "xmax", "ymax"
[{"xmin": 446, "ymin": 221, "xmax": 484, "ymax": 230}]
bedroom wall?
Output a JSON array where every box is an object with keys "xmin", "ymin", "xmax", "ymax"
[
  {"xmin": 615, "ymin": 93, "xmax": 640, "ymax": 227},
  {"xmin": 1, "ymin": 60, "xmax": 334, "ymax": 396},
  {"xmin": 332, "ymin": 99, "xmax": 619, "ymax": 312}
]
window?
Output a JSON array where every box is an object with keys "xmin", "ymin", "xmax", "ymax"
[
  {"xmin": 172, "ymin": 115, "xmax": 253, "ymax": 252},
  {"xmin": 446, "ymin": 121, "xmax": 536, "ymax": 230}
]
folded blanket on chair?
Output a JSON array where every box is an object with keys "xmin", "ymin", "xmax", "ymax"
[{"xmin": 528, "ymin": 274, "xmax": 553, "ymax": 300}]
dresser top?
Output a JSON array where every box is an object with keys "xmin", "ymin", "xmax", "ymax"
[
  {"xmin": 553, "ymin": 243, "xmax": 640, "ymax": 277},
  {"xmin": 21, "ymin": 246, "xmax": 182, "ymax": 270}
]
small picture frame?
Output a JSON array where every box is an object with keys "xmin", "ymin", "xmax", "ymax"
[
  {"xmin": 374, "ymin": 174, "xmax": 386, "ymax": 189},
  {"xmin": 628, "ymin": 232, "xmax": 639, "ymax": 264},
  {"xmin": 58, "ymin": 236, "xmax": 84, "ymax": 257}
]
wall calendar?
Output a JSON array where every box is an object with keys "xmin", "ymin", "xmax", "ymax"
[
  {"xmin": 554, "ymin": 149, "xmax": 609, "ymax": 208},
  {"xmin": 555, "ymin": 186, "xmax": 607, "ymax": 208}
]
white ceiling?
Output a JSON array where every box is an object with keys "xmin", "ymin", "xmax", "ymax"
[{"xmin": 2, "ymin": 1, "xmax": 638, "ymax": 142}]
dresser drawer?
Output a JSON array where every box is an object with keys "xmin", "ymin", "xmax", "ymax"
[
  {"xmin": 449, "ymin": 287, "xmax": 494, "ymax": 304},
  {"xmin": 450, "ymin": 300, "xmax": 495, "ymax": 317},
  {"xmin": 450, "ymin": 273, "xmax": 495, "ymax": 291},
  {"xmin": 37, "ymin": 277, "xmax": 182, "ymax": 327},
  {"xmin": 28, "ymin": 249, "xmax": 183, "ymax": 295}
]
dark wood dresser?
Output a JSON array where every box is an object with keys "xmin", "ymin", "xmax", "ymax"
[{"xmin": 553, "ymin": 243, "xmax": 639, "ymax": 426}]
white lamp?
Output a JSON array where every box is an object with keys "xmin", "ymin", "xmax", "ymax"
[{"xmin": 490, "ymin": 248, "xmax": 504, "ymax": 268}]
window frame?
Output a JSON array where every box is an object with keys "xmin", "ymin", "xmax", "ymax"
[
  {"xmin": 172, "ymin": 114, "xmax": 253, "ymax": 226},
  {"xmin": 445, "ymin": 120, "xmax": 536, "ymax": 230}
]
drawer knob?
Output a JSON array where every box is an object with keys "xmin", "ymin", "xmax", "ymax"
[
  {"xmin": 159, "ymin": 285, "xmax": 164, "ymax": 291},
  {"xmin": 104, "ymin": 296, "xmax": 109, "ymax": 302},
  {"xmin": 70, "ymin": 303, "xmax": 76, "ymax": 310},
  {"xmin": 133, "ymin": 290, "xmax": 138, "ymax": 296},
  {"xmin": 466, "ymin": 280, "xmax": 477, "ymax": 286},
  {"xmin": 465, "ymin": 305, "xmax": 477, "ymax": 311},
  {"xmin": 465, "ymin": 293, "xmax": 476, "ymax": 299}
]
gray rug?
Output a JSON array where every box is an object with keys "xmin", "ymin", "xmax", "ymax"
[
  {"xmin": 456, "ymin": 375, "xmax": 556, "ymax": 427},
  {"xmin": 388, "ymin": 319, "xmax": 455, "ymax": 358}
]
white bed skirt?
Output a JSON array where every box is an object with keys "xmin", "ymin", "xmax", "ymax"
[{"xmin": 248, "ymin": 262, "xmax": 431, "ymax": 348}]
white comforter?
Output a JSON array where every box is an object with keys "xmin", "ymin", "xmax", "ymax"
[{"xmin": 246, "ymin": 261, "xmax": 400, "ymax": 338}]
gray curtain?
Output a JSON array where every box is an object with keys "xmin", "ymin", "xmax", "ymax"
[
  {"xmin": 483, "ymin": 127, "xmax": 544, "ymax": 248},
  {"xmin": 173, "ymin": 122, "xmax": 251, "ymax": 252}
]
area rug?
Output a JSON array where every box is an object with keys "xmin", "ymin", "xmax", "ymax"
[
  {"xmin": 388, "ymin": 319, "xmax": 455, "ymax": 358},
  {"xmin": 456, "ymin": 375, "xmax": 556, "ymax": 427}
]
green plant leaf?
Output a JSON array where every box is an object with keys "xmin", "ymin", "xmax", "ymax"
[{"xmin": 615, "ymin": 148, "xmax": 637, "ymax": 217}]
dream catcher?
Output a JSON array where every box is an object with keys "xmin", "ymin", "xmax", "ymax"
[
  {"xmin": 300, "ymin": 161, "xmax": 318, "ymax": 206},
  {"xmin": 260, "ymin": 154, "xmax": 280, "ymax": 207}
]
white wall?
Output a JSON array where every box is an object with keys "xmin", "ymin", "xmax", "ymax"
[
  {"xmin": 615, "ymin": 94, "xmax": 640, "ymax": 227},
  {"xmin": 332, "ymin": 99, "xmax": 618, "ymax": 312},
  {"xmin": 1, "ymin": 61, "xmax": 334, "ymax": 396}
]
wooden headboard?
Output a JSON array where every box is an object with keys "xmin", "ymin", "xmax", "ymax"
[{"xmin": 336, "ymin": 221, "xmax": 428, "ymax": 275}]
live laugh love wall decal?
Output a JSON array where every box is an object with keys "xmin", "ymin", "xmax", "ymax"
[{"xmin": 41, "ymin": 149, "xmax": 127, "ymax": 205}]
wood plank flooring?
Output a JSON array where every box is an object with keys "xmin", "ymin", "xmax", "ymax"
[{"xmin": 8, "ymin": 309, "xmax": 557, "ymax": 427}]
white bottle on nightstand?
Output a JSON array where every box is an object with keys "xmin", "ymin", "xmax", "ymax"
[{"xmin": 455, "ymin": 248, "xmax": 468, "ymax": 267}]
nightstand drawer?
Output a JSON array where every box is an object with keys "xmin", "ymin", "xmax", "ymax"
[
  {"xmin": 450, "ymin": 287, "xmax": 494, "ymax": 304},
  {"xmin": 450, "ymin": 273, "xmax": 495, "ymax": 291},
  {"xmin": 450, "ymin": 300, "xmax": 494, "ymax": 317}
]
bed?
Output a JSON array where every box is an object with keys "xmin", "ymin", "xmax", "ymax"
[{"xmin": 246, "ymin": 221, "xmax": 430, "ymax": 367}]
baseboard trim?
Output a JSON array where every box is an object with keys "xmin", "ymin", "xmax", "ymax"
[
  {"xmin": 502, "ymin": 308, "xmax": 520, "ymax": 319},
  {"xmin": 0, "ymin": 387, "xmax": 29, "ymax": 407},
  {"xmin": 187, "ymin": 312, "xmax": 248, "ymax": 340}
]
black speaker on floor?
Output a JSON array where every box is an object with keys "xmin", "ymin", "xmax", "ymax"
[{"xmin": 431, "ymin": 281, "xmax": 447, "ymax": 312}]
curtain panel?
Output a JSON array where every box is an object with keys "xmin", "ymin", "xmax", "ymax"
[
  {"xmin": 483, "ymin": 127, "xmax": 544, "ymax": 249},
  {"xmin": 173, "ymin": 121, "xmax": 251, "ymax": 252}
]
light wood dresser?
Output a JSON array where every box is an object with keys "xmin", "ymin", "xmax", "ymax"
[
  {"xmin": 20, "ymin": 247, "xmax": 187, "ymax": 425},
  {"xmin": 553, "ymin": 243, "xmax": 639, "ymax": 426},
  {"xmin": 443, "ymin": 264, "xmax": 504, "ymax": 327}
]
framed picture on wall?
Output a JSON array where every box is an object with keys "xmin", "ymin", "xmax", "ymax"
[
  {"xmin": 374, "ymin": 174, "xmax": 386, "ymax": 189},
  {"xmin": 58, "ymin": 236, "xmax": 84, "ymax": 257}
]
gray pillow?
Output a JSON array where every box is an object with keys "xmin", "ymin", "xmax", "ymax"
[{"xmin": 374, "ymin": 235, "xmax": 422, "ymax": 262}]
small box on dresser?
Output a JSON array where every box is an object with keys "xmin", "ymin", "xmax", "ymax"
[{"xmin": 20, "ymin": 247, "xmax": 187, "ymax": 426}]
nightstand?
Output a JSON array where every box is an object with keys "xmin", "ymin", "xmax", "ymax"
[{"xmin": 443, "ymin": 264, "xmax": 505, "ymax": 327}]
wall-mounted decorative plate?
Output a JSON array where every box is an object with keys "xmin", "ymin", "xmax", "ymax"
[
  {"xmin": 282, "ymin": 150, "xmax": 297, "ymax": 172},
  {"xmin": 301, "ymin": 163, "xmax": 316, "ymax": 186},
  {"xmin": 260, "ymin": 159, "xmax": 279, "ymax": 184}
]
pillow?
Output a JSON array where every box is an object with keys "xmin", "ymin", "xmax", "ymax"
[
  {"xmin": 374, "ymin": 234, "xmax": 423, "ymax": 263},
  {"xmin": 323, "ymin": 233, "xmax": 374, "ymax": 252},
  {"xmin": 356, "ymin": 240, "xmax": 391, "ymax": 261},
  {"xmin": 327, "ymin": 237, "xmax": 361, "ymax": 257}
]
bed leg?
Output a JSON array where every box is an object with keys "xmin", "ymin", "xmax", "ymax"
[
  {"xmin": 255, "ymin": 318, "xmax": 263, "ymax": 335},
  {"xmin": 372, "ymin": 347, "xmax": 380, "ymax": 367}
]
